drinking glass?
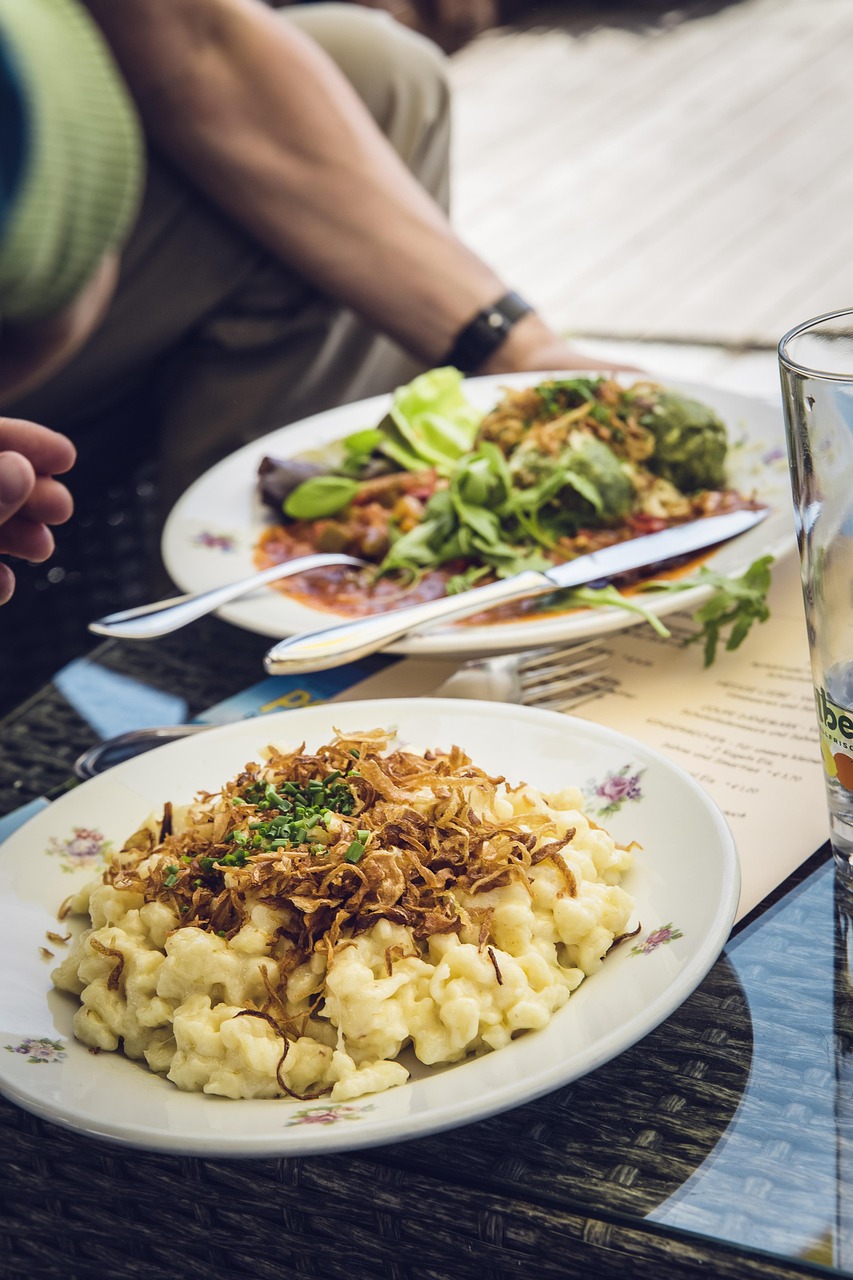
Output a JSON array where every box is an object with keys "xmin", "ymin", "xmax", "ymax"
[{"xmin": 780, "ymin": 309, "xmax": 853, "ymax": 875}]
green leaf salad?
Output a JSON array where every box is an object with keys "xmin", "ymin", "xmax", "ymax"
[{"xmin": 255, "ymin": 368, "xmax": 770, "ymax": 661}]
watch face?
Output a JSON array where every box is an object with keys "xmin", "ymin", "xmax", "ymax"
[{"xmin": 443, "ymin": 291, "xmax": 532, "ymax": 372}]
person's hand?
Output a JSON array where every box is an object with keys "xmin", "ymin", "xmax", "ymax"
[
  {"xmin": 0, "ymin": 420, "xmax": 76, "ymax": 606},
  {"xmin": 308, "ymin": 0, "xmax": 501, "ymax": 54},
  {"xmin": 480, "ymin": 312, "xmax": 643, "ymax": 376},
  {"xmin": 409, "ymin": 0, "xmax": 500, "ymax": 53}
]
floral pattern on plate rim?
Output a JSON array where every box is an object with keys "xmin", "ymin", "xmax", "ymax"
[
  {"xmin": 583, "ymin": 764, "xmax": 645, "ymax": 818},
  {"xmin": 285, "ymin": 1102, "xmax": 377, "ymax": 1127},
  {"xmin": 5, "ymin": 1037, "xmax": 67, "ymax": 1065},
  {"xmin": 46, "ymin": 827, "xmax": 111, "ymax": 874},
  {"xmin": 192, "ymin": 530, "xmax": 239, "ymax": 552},
  {"xmin": 631, "ymin": 923, "xmax": 684, "ymax": 956}
]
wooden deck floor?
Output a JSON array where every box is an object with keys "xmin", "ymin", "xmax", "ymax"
[{"xmin": 449, "ymin": 0, "xmax": 853, "ymax": 352}]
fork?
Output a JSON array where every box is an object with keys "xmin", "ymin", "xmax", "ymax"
[
  {"xmin": 432, "ymin": 641, "xmax": 610, "ymax": 711},
  {"xmin": 72, "ymin": 642, "xmax": 610, "ymax": 778}
]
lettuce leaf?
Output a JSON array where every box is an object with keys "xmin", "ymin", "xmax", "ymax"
[{"xmin": 376, "ymin": 367, "xmax": 482, "ymax": 475}]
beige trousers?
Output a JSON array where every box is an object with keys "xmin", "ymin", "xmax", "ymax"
[{"xmin": 5, "ymin": 5, "xmax": 451, "ymax": 512}]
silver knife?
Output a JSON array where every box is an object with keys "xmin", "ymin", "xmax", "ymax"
[{"xmin": 264, "ymin": 506, "xmax": 768, "ymax": 674}]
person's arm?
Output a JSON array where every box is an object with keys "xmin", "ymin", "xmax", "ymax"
[
  {"xmin": 0, "ymin": 0, "xmax": 143, "ymax": 599},
  {"xmin": 0, "ymin": 0, "xmax": 142, "ymax": 332},
  {"xmin": 84, "ymin": 0, "xmax": 614, "ymax": 375},
  {"xmin": 0, "ymin": 0, "xmax": 142, "ymax": 395}
]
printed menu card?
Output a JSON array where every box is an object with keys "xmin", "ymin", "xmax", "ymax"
[
  {"xmin": 549, "ymin": 553, "xmax": 825, "ymax": 920},
  {"xmin": 340, "ymin": 552, "xmax": 827, "ymax": 922}
]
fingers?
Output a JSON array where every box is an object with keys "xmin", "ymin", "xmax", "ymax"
[
  {"xmin": 0, "ymin": 452, "xmax": 53, "ymax": 598},
  {"xmin": 0, "ymin": 449, "xmax": 74, "ymax": 540},
  {"xmin": 0, "ymin": 561, "xmax": 15, "ymax": 607},
  {"xmin": 0, "ymin": 448, "xmax": 74, "ymax": 570},
  {"xmin": 0, "ymin": 425, "xmax": 76, "ymax": 605},
  {"xmin": 422, "ymin": 0, "xmax": 498, "ymax": 45},
  {"xmin": 0, "ymin": 514, "xmax": 56, "ymax": 563},
  {"xmin": 0, "ymin": 451, "xmax": 36, "ymax": 522},
  {"xmin": 21, "ymin": 473, "xmax": 75, "ymax": 526},
  {"xmin": 434, "ymin": 0, "xmax": 497, "ymax": 31},
  {"xmin": 0, "ymin": 420, "xmax": 76, "ymax": 476},
  {"xmin": 0, "ymin": 425, "xmax": 76, "ymax": 538}
]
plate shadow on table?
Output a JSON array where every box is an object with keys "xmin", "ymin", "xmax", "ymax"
[{"xmin": 0, "ymin": 952, "xmax": 752, "ymax": 1280}]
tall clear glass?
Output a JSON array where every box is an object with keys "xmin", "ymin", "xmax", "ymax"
[{"xmin": 780, "ymin": 309, "xmax": 853, "ymax": 875}]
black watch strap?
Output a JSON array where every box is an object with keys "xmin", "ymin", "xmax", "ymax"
[{"xmin": 441, "ymin": 291, "xmax": 534, "ymax": 373}]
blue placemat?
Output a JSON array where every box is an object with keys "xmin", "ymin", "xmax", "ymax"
[
  {"xmin": 195, "ymin": 654, "xmax": 399, "ymax": 724},
  {"xmin": 0, "ymin": 653, "xmax": 400, "ymax": 840}
]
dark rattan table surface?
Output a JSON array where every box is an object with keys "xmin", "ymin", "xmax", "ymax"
[{"xmin": 0, "ymin": 625, "xmax": 848, "ymax": 1280}]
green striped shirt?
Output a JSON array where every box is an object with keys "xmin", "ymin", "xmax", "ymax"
[{"xmin": 0, "ymin": 0, "xmax": 144, "ymax": 322}]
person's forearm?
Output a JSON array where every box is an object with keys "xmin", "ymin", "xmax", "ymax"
[{"xmin": 84, "ymin": 0, "xmax": 508, "ymax": 365}]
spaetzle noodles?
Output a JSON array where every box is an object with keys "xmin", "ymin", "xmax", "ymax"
[{"xmin": 53, "ymin": 728, "xmax": 636, "ymax": 1101}]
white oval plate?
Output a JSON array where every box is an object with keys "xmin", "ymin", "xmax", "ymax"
[
  {"xmin": 0, "ymin": 699, "xmax": 738, "ymax": 1157},
  {"xmin": 161, "ymin": 373, "xmax": 794, "ymax": 657}
]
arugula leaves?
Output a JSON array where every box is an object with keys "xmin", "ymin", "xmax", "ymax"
[
  {"xmin": 377, "ymin": 444, "xmax": 554, "ymax": 580},
  {"xmin": 560, "ymin": 554, "xmax": 774, "ymax": 665},
  {"xmin": 376, "ymin": 436, "xmax": 638, "ymax": 582},
  {"xmin": 642, "ymin": 553, "xmax": 775, "ymax": 665}
]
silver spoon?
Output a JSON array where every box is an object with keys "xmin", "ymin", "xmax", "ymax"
[
  {"xmin": 73, "ymin": 724, "xmax": 211, "ymax": 778},
  {"xmin": 87, "ymin": 553, "xmax": 368, "ymax": 640}
]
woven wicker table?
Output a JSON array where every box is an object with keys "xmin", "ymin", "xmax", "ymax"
[{"xmin": 0, "ymin": 622, "xmax": 846, "ymax": 1280}]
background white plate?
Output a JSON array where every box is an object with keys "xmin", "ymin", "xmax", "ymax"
[
  {"xmin": 0, "ymin": 699, "xmax": 738, "ymax": 1157},
  {"xmin": 161, "ymin": 373, "xmax": 794, "ymax": 656}
]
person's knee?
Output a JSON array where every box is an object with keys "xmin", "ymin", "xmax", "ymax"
[
  {"xmin": 348, "ymin": 7, "xmax": 451, "ymax": 138},
  {"xmin": 281, "ymin": 4, "xmax": 451, "ymax": 161}
]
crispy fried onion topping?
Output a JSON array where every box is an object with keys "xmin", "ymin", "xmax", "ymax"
[{"xmin": 104, "ymin": 728, "xmax": 579, "ymax": 998}]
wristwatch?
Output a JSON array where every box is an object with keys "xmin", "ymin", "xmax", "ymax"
[{"xmin": 441, "ymin": 290, "xmax": 534, "ymax": 373}]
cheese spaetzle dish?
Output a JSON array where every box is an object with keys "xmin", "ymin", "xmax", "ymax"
[{"xmin": 52, "ymin": 729, "xmax": 636, "ymax": 1101}]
